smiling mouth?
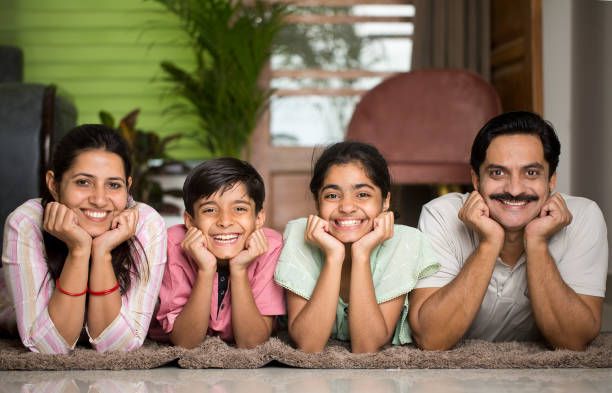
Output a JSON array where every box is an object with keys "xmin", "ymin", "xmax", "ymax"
[
  {"xmin": 82, "ymin": 210, "xmax": 110, "ymax": 220},
  {"xmin": 490, "ymin": 193, "xmax": 538, "ymax": 208},
  {"xmin": 333, "ymin": 218, "xmax": 366, "ymax": 229},
  {"xmin": 211, "ymin": 233, "xmax": 240, "ymax": 245}
]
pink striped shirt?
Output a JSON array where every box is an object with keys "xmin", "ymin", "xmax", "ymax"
[{"xmin": 0, "ymin": 198, "xmax": 167, "ymax": 354}]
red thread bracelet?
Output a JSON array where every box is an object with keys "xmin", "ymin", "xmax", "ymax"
[
  {"xmin": 88, "ymin": 281, "xmax": 120, "ymax": 296},
  {"xmin": 55, "ymin": 278, "xmax": 87, "ymax": 297}
]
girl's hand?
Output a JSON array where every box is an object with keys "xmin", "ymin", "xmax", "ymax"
[
  {"xmin": 305, "ymin": 215, "xmax": 345, "ymax": 262},
  {"xmin": 92, "ymin": 209, "xmax": 139, "ymax": 256},
  {"xmin": 352, "ymin": 211, "xmax": 394, "ymax": 261},
  {"xmin": 43, "ymin": 202, "xmax": 92, "ymax": 254},
  {"xmin": 181, "ymin": 227, "xmax": 217, "ymax": 273},
  {"xmin": 229, "ymin": 228, "xmax": 269, "ymax": 273}
]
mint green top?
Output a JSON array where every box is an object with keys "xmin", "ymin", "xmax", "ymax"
[{"xmin": 274, "ymin": 218, "xmax": 440, "ymax": 345}]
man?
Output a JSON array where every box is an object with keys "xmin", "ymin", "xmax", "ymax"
[{"xmin": 409, "ymin": 111, "xmax": 608, "ymax": 350}]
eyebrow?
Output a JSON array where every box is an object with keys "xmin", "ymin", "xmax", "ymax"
[
  {"xmin": 320, "ymin": 183, "xmax": 376, "ymax": 192},
  {"xmin": 197, "ymin": 199, "xmax": 251, "ymax": 209},
  {"xmin": 71, "ymin": 173, "xmax": 125, "ymax": 183}
]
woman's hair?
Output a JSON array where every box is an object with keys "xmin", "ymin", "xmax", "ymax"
[
  {"xmin": 309, "ymin": 141, "xmax": 391, "ymax": 202},
  {"xmin": 41, "ymin": 124, "xmax": 145, "ymax": 294}
]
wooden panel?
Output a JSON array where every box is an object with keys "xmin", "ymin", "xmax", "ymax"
[
  {"xmin": 490, "ymin": 0, "xmax": 542, "ymax": 114},
  {"xmin": 269, "ymin": 172, "xmax": 315, "ymax": 232}
]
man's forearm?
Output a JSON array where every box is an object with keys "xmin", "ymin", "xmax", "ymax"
[
  {"xmin": 525, "ymin": 241, "xmax": 601, "ymax": 350},
  {"xmin": 410, "ymin": 243, "xmax": 499, "ymax": 350}
]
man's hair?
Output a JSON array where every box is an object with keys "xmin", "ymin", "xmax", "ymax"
[
  {"xmin": 183, "ymin": 157, "xmax": 265, "ymax": 215},
  {"xmin": 470, "ymin": 111, "xmax": 561, "ymax": 178}
]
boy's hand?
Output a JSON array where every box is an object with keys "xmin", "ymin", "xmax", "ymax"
[
  {"xmin": 305, "ymin": 214, "xmax": 345, "ymax": 262},
  {"xmin": 181, "ymin": 227, "xmax": 217, "ymax": 273},
  {"xmin": 229, "ymin": 229, "xmax": 268, "ymax": 273},
  {"xmin": 352, "ymin": 211, "xmax": 394, "ymax": 261},
  {"xmin": 92, "ymin": 209, "xmax": 139, "ymax": 257},
  {"xmin": 43, "ymin": 201, "xmax": 92, "ymax": 254}
]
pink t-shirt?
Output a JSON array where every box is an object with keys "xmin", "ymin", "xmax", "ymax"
[{"xmin": 149, "ymin": 224, "xmax": 286, "ymax": 342}]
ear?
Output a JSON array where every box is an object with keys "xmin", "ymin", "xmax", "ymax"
[
  {"xmin": 382, "ymin": 192, "xmax": 390, "ymax": 212},
  {"xmin": 255, "ymin": 208, "xmax": 266, "ymax": 230},
  {"xmin": 45, "ymin": 170, "xmax": 60, "ymax": 201},
  {"xmin": 183, "ymin": 211, "xmax": 195, "ymax": 229},
  {"xmin": 470, "ymin": 169, "xmax": 480, "ymax": 192},
  {"xmin": 127, "ymin": 176, "xmax": 132, "ymax": 192},
  {"xmin": 549, "ymin": 172, "xmax": 557, "ymax": 191}
]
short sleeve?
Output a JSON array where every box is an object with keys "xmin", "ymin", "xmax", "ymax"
[
  {"xmin": 249, "ymin": 228, "xmax": 286, "ymax": 316},
  {"xmin": 273, "ymin": 218, "xmax": 324, "ymax": 300},
  {"xmin": 415, "ymin": 196, "xmax": 469, "ymax": 289},
  {"xmin": 554, "ymin": 198, "xmax": 608, "ymax": 297},
  {"xmin": 155, "ymin": 225, "xmax": 196, "ymax": 334}
]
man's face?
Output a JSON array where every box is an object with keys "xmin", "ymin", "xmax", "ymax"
[{"xmin": 472, "ymin": 134, "xmax": 557, "ymax": 233}]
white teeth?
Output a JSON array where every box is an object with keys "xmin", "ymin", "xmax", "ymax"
[
  {"xmin": 213, "ymin": 234, "xmax": 239, "ymax": 243},
  {"xmin": 501, "ymin": 200, "xmax": 528, "ymax": 206},
  {"xmin": 84, "ymin": 211, "xmax": 108, "ymax": 218},
  {"xmin": 336, "ymin": 219, "xmax": 362, "ymax": 227}
]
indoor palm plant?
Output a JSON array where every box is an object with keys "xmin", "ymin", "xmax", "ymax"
[{"xmin": 154, "ymin": 0, "xmax": 289, "ymax": 158}]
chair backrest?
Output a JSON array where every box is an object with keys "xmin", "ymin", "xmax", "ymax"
[{"xmin": 345, "ymin": 68, "xmax": 502, "ymax": 184}]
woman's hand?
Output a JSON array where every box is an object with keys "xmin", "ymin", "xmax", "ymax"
[
  {"xmin": 352, "ymin": 211, "xmax": 394, "ymax": 261},
  {"xmin": 181, "ymin": 227, "xmax": 217, "ymax": 273},
  {"xmin": 230, "ymin": 228, "xmax": 269, "ymax": 273},
  {"xmin": 43, "ymin": 202, "xmax": 92, "ymax": 255},
  {"xmin": 92, "ymin": 209, "xmax": 139, "ymax": 256},
  {"xmin": 305, "ymin": 215, "xmax": 345, "ymax": 262}
]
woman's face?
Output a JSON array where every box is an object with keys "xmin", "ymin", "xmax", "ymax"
[
  {"xmin": 47, "ymin": 149, "xmax": 131, "ymax": 238},
  {"xmin": 317, "ymin": 162, "xmax": 389, "ymax": 244}
]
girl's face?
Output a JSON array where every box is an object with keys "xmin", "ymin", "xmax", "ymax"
[
  {"xmin": 317, "ymin": 162, "xmax": 389, "ymax": 244},
  {"xmin": 47, "ymin": 149, "xmax": 131, "ymax": 238}
]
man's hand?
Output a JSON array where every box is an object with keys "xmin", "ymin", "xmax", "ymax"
[
  {"xmin": 229, "ymin": 229, "xmax": 269, "ymax": 272},
  {"xmin": 181, "ymin": 227, "xmax": 217, "ymax": 273},
  {"xmin": 458, "ymin": 191, "xmax": 504, "ymax": 249},
  {"xmin": 43, "ymin": 202, "xmax": 92, "ymax": 254},
  {"xmin": 525, "ymin": 193, "xmax": 572, "ymax": 244},
  {"xmin": 352, "ymin": 211, "xmax": 394, "ymax": 261},
  {"xmin": 305, "ymin": 215, "xmax": 345, "ymax": 262}
]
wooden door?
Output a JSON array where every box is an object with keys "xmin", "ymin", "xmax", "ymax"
[{"xmin": 490, "ymin": 0, "xmax": 543, "ymax": 114}]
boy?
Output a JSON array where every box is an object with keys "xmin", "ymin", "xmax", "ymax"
[{"xmin": 149, "ymin": 158, "xmax": 285, "ymax": 349}]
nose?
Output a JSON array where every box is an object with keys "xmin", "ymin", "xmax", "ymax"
[
  {"xmin": 504, "ymin": 174, "xmax": 526, "ymax": 196},
  {"xmin": 338, "ymin": 196, "xmax": 357, "ymax": 214},
  {"xmin": 217, "ymin": 210, "xmax": 233, "ymax": 228},
  {"xmin": 88, "ymin": 184, "xmax": 108, "ymax": 207}
]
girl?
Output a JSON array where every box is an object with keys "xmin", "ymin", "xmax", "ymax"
[
  {"xmin": 0, "ymin": 124, "xmax": 166, "ymax": 353},
  {"xmin": 274, "ymin": 141, "xmax": 439, "ymax": 353}
]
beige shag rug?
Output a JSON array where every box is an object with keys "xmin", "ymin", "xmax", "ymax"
[{"xmin": 1, "ymin": 332, "xmax": 611, "ymax": 370}]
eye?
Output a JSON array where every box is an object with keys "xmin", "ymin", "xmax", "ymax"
[
  {"xmin": 489, "ymin": 169, "xmax": 504, "ymax": 177},
  {"xmin": 526, "ymin": 169, "xmax": 539, "ymax": 177},
  {"xmin": 75, "ymin": 179, "xmax": 90, "ymax": 186},
  {"xmin": 357, "ymin": 192, "xmax": 371, "ymax": 198},
  {"xmin": 235, "ymin": 206, "xmax": 248, "ymax": 213},
  {"xmin": 201, "ymin": 207, "xmax": 216, "ymax": 214},
  {"xmin": 107, "ymin": 182, "xmax": 123, "ymax": 189},
  {"xmin": 323, "ymin": 193, "xmax": 339, "ymax": 200}
]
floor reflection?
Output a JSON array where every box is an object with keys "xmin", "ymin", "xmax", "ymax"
[{"xmin": 1, "ymin": 368, "xmax": 611, "ymax": 393}]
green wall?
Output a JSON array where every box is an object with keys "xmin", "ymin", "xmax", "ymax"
[{"xmin": 0, "ymin": 0, "xmax": 205, "ymax": 159}]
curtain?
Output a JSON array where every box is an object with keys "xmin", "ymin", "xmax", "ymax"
[{"xmin": 412, "ymin": 0, "xmax": 491, "ymax": 80}]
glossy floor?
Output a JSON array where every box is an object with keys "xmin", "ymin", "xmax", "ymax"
[{"xmin": 1, "ymin": 368, "xmax": 612, "ymax": 393}]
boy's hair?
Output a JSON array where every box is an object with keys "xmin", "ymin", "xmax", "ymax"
[{"xmin": 183, "ymin": 157, "xmax": 265, "ymax": 216}]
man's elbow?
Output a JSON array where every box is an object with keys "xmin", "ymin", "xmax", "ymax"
[{"xmin": 412, "ymin": 331, "xmax": 454, "ymax": 351}]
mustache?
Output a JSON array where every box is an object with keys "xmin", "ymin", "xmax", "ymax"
[{"xmin": 489, "ymin": 193, "xmax": 539, "ymax": 202}]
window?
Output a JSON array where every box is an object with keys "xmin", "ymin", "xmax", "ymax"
[{"xmin": 270, "ymin": 0, "xmax": 414, "ymax": 146}]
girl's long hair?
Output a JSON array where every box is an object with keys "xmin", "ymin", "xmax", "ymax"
[{"xmin": 41, "ymin": 124, "xmax": 146, "ymax": 294}]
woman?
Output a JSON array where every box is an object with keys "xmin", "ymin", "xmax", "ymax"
[
  {"xmin": 0, "ymin": 124, "xmax": 166, "ymax": 353},
  {"xmin": 274, "ymin": 141, "xmax": 439, "ymax": 353}
]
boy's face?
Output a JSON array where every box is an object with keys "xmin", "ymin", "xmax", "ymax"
[{"xmin": 184, "ymin": 182, "xmax": 265, "ymax": 260}]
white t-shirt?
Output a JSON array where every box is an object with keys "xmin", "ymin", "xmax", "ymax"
[{"xmin": 416, "ymin": 192, "xmax": 608, "ymax": 342}]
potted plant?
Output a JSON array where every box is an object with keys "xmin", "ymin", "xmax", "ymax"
[
  {"xmin": 154, "ymin": 0, "xmax": 289, "ymax": 158},
  {"xmin": 99, "ymin": 109, "xmax": 184, "ymax": 214}
]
